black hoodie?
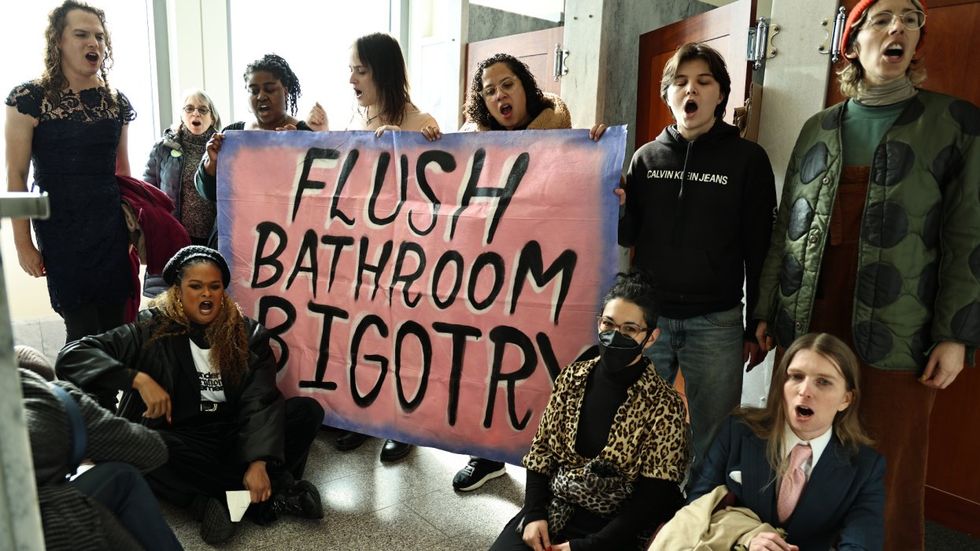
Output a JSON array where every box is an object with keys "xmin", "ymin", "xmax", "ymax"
[{"xmin": 619, "ymin": 120, "xmax": 775, "ymax": 335}]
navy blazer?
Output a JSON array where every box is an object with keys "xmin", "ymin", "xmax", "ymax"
[{"xmin": 688, "ymin": 416, "xmax": 885, "ymax": 551}]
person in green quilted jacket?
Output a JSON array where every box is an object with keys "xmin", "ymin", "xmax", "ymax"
[{"xmin": 753, "ymin": 1, "xmax": 979, "ymax": 549}]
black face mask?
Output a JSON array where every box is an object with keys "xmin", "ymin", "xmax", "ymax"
[{"xmin": 597, "ymin": 330, "xmax": 646, "ymax": 374}]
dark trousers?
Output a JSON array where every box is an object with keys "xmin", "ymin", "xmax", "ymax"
[
  {"xmin": 147, "ymin": 397, "xmax": 324, "ymax": 506},
  {"xmin": 490, "ymin": 507, "xmax": 627, "ymax": 551},
  {"xmin": 73, "ymin": 462, "xmax": 183, "ymax": 551},
  {"xmin": 62, "ymin": 301, "xmax": 126, "ymax": 409}
]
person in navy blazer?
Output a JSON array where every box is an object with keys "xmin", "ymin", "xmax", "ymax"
[{"xmin": 687, "ymin": 333, "xmax": 885, "ymax": 551}]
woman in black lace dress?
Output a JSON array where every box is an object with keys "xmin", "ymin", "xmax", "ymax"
[{"xmin": 6, "ymin": 1, "xmax": 134, "ymax": 350}]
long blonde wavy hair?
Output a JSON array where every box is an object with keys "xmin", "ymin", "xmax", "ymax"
[
  {"xmin": 148, "ymin": 259, "xmax": 249, "ymax": 385},
  {"xmin": 737, "ymin": 333, "xmax": 873, "ymax": 480}
]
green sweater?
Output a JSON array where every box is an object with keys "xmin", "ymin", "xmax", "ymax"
[{"xmin": 755, "ymin": 90, "xmax": 980, "ymax": 370}]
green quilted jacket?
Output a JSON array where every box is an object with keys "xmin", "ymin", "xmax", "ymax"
[{"xmin": 755, "ymin": 90, "xmax": 980, "ymax": 371}]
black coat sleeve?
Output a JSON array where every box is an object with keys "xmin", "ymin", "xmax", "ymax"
[
  {"xmin": 55, "ymin": 319, "xmax": 149, "ymax": 396},
  {"xmin": 618, "ymin": 153, "xmax": 644, "ymax": 248},
  {"xmin": 143, "ymin": 141, "xmax": 163, "ymax": 187},
  {"xmin": 687, "ymin": 415, "xmax": 735, "ymax": 503},
  {"xmin": 741, "ymin": 145, "xmax": 777, "ymax": 340},
  {"xmin": 234, "ymin": 321, "xmax": 286, "ymax": 466},
  {"xmin": 522, "ymin": 468, "xmax": 552, "ymax": 524}
]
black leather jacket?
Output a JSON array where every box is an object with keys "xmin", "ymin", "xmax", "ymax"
[{"xmin": 56, "ymin": 308, "xmax": 286, "ymax": 466}]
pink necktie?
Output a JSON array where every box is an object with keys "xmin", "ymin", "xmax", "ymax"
[{"xmin": 777, "ymin": 443, "xmax": 812, "ymax": 522}]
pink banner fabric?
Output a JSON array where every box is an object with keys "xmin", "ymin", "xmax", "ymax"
[{"xmin": 216, "ymin": 127, "xmax": 626, "ymax": 464}]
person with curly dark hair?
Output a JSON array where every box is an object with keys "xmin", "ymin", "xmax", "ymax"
[
  {"xmin": 489, "ymin": 272, "xmax": 688, "ymax": 551},
  {"xmin": 5, "ymin": 1, "xmax": 135, "ymax": 360},
  {"xmin": 56, "ymin": 246, "xmax": 326, "ymax": 545},
  {"xmin": 195, "ymin": 53, "xmax": 312, "ymax": 205},
  {"xmin": 445, "ymin": 52, "xmax": 607, "ymax": 492}
]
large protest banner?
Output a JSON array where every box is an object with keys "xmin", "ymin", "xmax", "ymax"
[{"xmin": 216, "ymin": 127, "xmax": 625, "ymax": 464}]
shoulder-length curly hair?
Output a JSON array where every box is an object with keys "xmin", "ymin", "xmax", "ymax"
[
  {"xmin": 244, "ymin": 53, "xmax": 302, "ymax": 116},
  {"xmin": 736, "ymin": 333, "xmax": 872, "ymax": 481},
  {"xmin": 40, "ymin": 1, "xmax": 114, "ymax": 105},
  {"xmin": 148, "ymin": 258, "xmax": 249, "ymax": 385},
  {"xmin": 463, "ymin": 53, "xmax": 552, "ymax": 130},
  {"xmin": 353, "ymin": 33, "xmax": 413, "ymax": 126}
]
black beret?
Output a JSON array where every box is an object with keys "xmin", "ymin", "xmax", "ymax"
[{"xmin": 162, "ymin": 246, "xmax": 231, "ymax": 287}]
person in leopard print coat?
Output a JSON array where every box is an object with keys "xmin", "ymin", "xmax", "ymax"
[{"xmin": 490, "ymin": 272, "xmax": 690, "ymax": 551}]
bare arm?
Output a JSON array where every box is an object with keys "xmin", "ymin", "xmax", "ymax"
[
  {"xmin": 5, "ymin": 104, "xmax": 44, "ymax": 277},
  {"xmin": 115, "ymin": 124, "xmax": 131, "ymax": 176}
]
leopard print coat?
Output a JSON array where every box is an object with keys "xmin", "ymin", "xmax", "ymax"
[{"xmin": 523, "ymin": 357, "xmax": 690, "ymax": 529}]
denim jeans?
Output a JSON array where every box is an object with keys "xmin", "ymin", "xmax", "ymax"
[
  {"xmin": 644, "ymin": 304, "xmax": 744, "ymax": 481},
  {"xmin": 73, "ymin": 462, "xmax": 183, "ymax": 551}
]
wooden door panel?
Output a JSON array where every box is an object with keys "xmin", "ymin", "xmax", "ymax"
[
  {"xmin": 464, "ymin": 26, "xmax": 563, "ymax": 117},
  {"xmin": 827, "ymin": 0, "xmax": 980, "ymax": 536},
  {"xmin": 636, "ymin": 0, "xmax": 753, "ymax": 147}
]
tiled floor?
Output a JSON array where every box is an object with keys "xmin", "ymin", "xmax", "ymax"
[
  {"xmin": 161, "ymin": 431, "xmax": 525, "ymax": 550},
  {"xmin": 14, "ymin": 320, "xmax": 980, "ymax": 550}
]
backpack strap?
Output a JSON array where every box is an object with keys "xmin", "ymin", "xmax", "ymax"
[{"xmin": 48, "ymin": 383, "xmax": 87, "ymax": 476}]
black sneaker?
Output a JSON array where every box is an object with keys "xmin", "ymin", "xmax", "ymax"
[
  {"xmin": 452, "ymin": 457, "xmax": 507, "ymax": 492},
  {"xmin": 199, "ymin": 497, "xmax": 236, "ymax": 544},
  {"xmin": 272, "ymin": 480, "xmax": 324, "ymax": 520}
]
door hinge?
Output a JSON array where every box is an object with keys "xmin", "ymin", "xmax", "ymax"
[
  {"xmin": 747, "ymin": 17, "xmax": 779, "ymax": 70},
  {"xmin": 553, "ymin": 43, "xmax": 570, "ymax": 80},
  {"xmin": 818, "ymin": 6, "xmax": 848, "ymax": 62}
]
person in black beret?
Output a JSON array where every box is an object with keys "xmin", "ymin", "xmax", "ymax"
[{"xmin": 56, "ymin": 246, "xmax": 326, "ymax": 545}]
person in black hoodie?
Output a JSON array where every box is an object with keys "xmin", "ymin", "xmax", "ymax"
[{"xmin": 618, "ymin": 42, "xmax": 776, "ymax": 479}]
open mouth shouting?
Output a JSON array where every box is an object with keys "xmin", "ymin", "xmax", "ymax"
[
  {"xmin": 499, "ymin": 103, "xmax": 513, "ymax": 117},
  {"xmin": 683, "ymin": 99, "xmax": 699, "ymax": 116},
  {"xmin": 199, "ymin": 300, "xmax": 215, "ymax": 317},
  {"xmin": 794, "ymin": 405, "xmax": 814, "ymax": 419},
  {"xmin": 882, "ymin": 42, "xmax": 905, "ymax": 63},
  {"xmin": 85, "ymin": 51, "xmax": 100, "ymax": 65}
]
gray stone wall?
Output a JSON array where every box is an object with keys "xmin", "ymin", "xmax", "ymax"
[
  {"xmin": 602, "ymin": 0, "xmax": 714, "ymax": 164},
  {"xmin": 467, "ymin": 5, "xmax": 562, "ymax": 43}
]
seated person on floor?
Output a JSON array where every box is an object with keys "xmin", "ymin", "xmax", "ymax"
[
  {"xmin": 19, "ymin": 348, "xmax": 182, "ymax": 551},
  {"xmin": 490, "ymin": 271, "xmax": 690, "ymax": 551},
  {"xmin": 56, "ymin": 246, "xmax": 325, "ymax": 545},
  {"xmin": 653, "ymin": 332, "xmax": 884, "ymax": 551}
]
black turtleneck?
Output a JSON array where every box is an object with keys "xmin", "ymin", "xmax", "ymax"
[{"xmin": 522, "ymin": 357, "xmax": 683, "ymax": 550}]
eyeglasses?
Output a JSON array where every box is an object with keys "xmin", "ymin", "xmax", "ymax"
[
  {"xmin": 480, "ymin": 78, "xmax": 517, "ymax": 100},
  {"xmin": 183, "ymin": 106, "xmax": 211, "ymax": 115},
  {"xmin": 864, "ymin": 10, "xmax": 926, "ymax": 32},
  {"xmin": 597, "ymin": 316, "xmax": 648, "ymax": 339}
]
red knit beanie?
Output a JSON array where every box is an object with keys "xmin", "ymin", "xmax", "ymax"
[{"xmin": 840, "ymin": 0, "xmax": 927, "ymax": 61}]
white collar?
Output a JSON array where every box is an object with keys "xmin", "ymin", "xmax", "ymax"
[{"xmin": 782, "ymin": 424, "xmax": 833, "ymax": 478}]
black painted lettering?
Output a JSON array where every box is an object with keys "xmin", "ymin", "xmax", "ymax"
[
  {"xmin": 432, "ymin": 322, "xmax": 482, "ymax": 426},
  {"xmin": 431, "ymin": 250, "xmax": 464, "ymax": 309},
  {"xmin": 285, "ymin": 229, "xmax": 319, "ymax": 298},
  {"xmin": 292, "ymin": 147, "xmax": 340, "ymax": 222},
  {"xmin": 389, "ymin": 241, "xmax": 426, "ymax": 308},
  {"xmin": 256, "ymin": 295, "xmax": 295, "ymax": 372},
  {"xmin": 484, "ymin": 326, "xmax": 536, "ymax": 430},
  {"xmin": 510, "ymin": 241, "xmax": 577, "ymax": 324},
  {"xmin": 320, "ymin": 234, "xmax": 355, "ymax": 293},
  {"xmin": 348, "ymin": 315, "xmax": 389, "ymax": 407},
  {"xmin": 393, "ymin": 321, "xmax": 431, "ymax": 412},
  {"xmin": 299, "ymin": 301, "xmax": 350, "ymax": 391},
  {"xmin": 355, "ymin": 236, "xmax": 393, "ymax": 301},
  {"xmin": 410, "ymin": 151, "xmax": 452, "ymax": 236},
  {"xmin": 468, "ymin": 252, "xmax": 505, "ymax": 311},
  {"xmin": 251, "ymin": 221, "xmax": 288, "ymax": 288},
  {"xmin": 330, "ymin": 150, "xmax": 359, "ymax": 226}
]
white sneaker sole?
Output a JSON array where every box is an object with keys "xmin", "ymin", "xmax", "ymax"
[{"xmin": 454, "ymin": 466, "xmax": 507, "ymax": 492}]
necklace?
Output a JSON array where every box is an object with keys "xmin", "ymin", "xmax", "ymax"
[{"xmin": 363, "ymin": 107, "xmax": 380, "ymax": 125}]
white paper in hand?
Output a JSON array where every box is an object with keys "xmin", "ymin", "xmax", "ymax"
[{"xmin": 226, "ymin": 490, "xmax": 251, "ymax": 522}]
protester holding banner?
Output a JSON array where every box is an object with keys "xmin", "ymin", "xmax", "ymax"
[
  {"xmin": 56, "ymin": 246, "xmax": 325, "ymax": 545},
  {"xmin": 654, "ymin": 333, "xmax": 883, "ymax": 551},
  {"xmin": 195, "ymin": 53, "xmax": 313, "ymax": 204},
  {"xmin": 322, "ymin": 32, "xmax": 442, "ymax": 463},
  {"xmin": 489, "ymin": 272, "xmax": 688, "ymax": 551},
  {"xmin": 754, "ymin": 2, "xmax": 979, "ymax": 547},
  {"xmin": 618, "ymin": 42, "xmax": 776, "ymax": 481},
  {"xmin": 445, "ymin": 52, "xmax": 609, "ymax": 492},
  {"xmin": 6, "ymin": 1, "xmax": 135, "ymax": 347}
]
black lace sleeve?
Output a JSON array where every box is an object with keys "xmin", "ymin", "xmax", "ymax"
[
  {"xmin": 116, "ymin": 90, "xmax": 136, "ymax": 124},
  {"xmin": 5, "ymin": 82, "xmax": 44, "ymax": 118}
]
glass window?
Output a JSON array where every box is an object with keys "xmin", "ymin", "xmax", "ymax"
[{"xmin": 228, "ymin": 1, "xmax": 392, "ymax": 130}]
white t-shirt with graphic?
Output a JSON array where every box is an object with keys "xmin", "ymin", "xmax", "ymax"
[{"xmin": 190, "ymin": 341, "xmax": 226, "ymax": 403}]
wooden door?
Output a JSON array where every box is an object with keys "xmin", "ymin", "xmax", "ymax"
[
  {"xmin": 463, "ymin": 26, "xmax": 563, "ymax": 127},
  {"xmin": 826, "ymin": 0, "xmax": 980, "ymax": 536},
  {"xmin": 635, "ymin": 0, "xmax": 754, "ymax": 147}
]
